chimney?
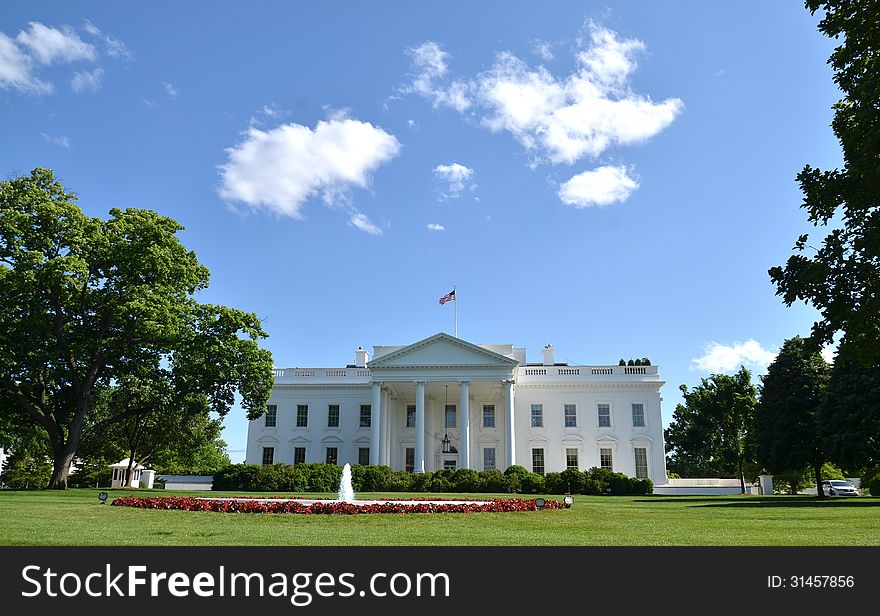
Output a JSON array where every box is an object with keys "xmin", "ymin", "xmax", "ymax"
[
  {"xmin": 355, "ymin": 346, "xmax": 369, "ymax": 368},
  {"xmin": 542, "ymin": 344, "xmax": 555, "ymax": 366}
]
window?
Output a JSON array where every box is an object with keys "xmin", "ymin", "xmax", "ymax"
[
  {"xmin": 405, "ymin": 448, "xmax": 415, "ymax": 472},
  {"xmin": 293, "ymin": 447, "xmax": 306, "ymax": 465},
  {"xmin": 600, "ymin": 448, "xmax": 613, "ymax": 470},
  {"xmin": 597, "ymin": 404, "xmax": 611, "ymax": 427},
  {"xmin": 327, "ymin": 404, "xmax": 340, "ymax": 428},
  {"xmin": 443, "ymin": 459, "xmax": 456, "ymax": 471},
  {"xmin": 264, "ymin": 405, "xmax": 277, "ymax": 427},
  {"xmin": 406, "ymin": 405, "xmax": 416, "ymax": 428},
  {"xmin": 531, "ymin": 404, "xmax": 543, "ymax": 428},
  {"xmin": 564, "ymin": 404, "xmax": 577, "ymax": 428},
  {"xmin": 262, "ymin": 447, "xmax": 274, "ymax": 466},
  {"xmin": 531, "ymin": 448, "xmax": 545, "ymax": 476},
  {"xmin": 445, "ymin": 404, "xmax": 456, "ymax": 429},
  {"xmin": 634, "ymin": 447, "xmax": 648, "ymax": 479},
  {"xmin": 566, "ymin": 448, "xmax": 579, "ymax": 468},
  {"xmin": 296, "ymin": 405, "xmax": 309, "ymax": 427},
  {"xmin": 359, "ymin": 405, "xmax": 372, "ymax": 428},
  {"xmin": 483, "ymin": 405, "xmax": 495, "ymax": 428},
  {"xmin": 483, "ymin": 447, "xmax": 496, "ymax": 471},
  {"xmin": 632, "ymin": 403, "xmax": 645, "ymax": 427},
  {"xmin": 358, "ymin": 447, "xmax": 370, "ymax": 466},
  {"xmin": 326, "ymin": 447, "xmax": 338, "ymax": 465}
]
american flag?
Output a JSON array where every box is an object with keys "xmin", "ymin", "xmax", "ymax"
[{"xmin": 439, "ymin": 289, "xmax": 455, "ymax": 305}]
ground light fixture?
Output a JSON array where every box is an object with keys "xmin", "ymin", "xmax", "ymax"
[
  {"xmin": 535, "ymin": 498, "xmax": 546, "ymax": 509},
  {"xmin": 563, "ymin": 496, "xmax": 574, "ymax": 507},
  {"xmin": 98, "ymin": 491, "xmax": 108, "ymax": 505}
]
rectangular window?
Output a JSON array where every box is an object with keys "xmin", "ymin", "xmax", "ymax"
[
  {"xmin": 564, "ymin": 404, "xmax": 577, "ymax": 428},
  {"xmin": 483, "ymin": 405, "xmax": 495, "ymax": 428},
  {"xmin": 326, "ymin": 447, "xmax": 338, "ymax": 466},
  {"xmin": 600, "ymin": 448, "xmax": 613, "ymax": 470},
  {"xmin": 358, "ymin": 447, "xmax": 370, "ymax": 466},
  {"xmin": 566, "ymin": 447, "xmax": 579, "ymax": 468},
  {"xmin": 406, "ymin": 405, "xmax": 416, "ymax": 428},
  {"xmin": 327, "ymin": 404, "xmax": 340, "ymax": 428},
  {"xmin": 483, "ymin": 447, "xmax": 496, "ymax": 471},
  {"xmin": 632, "ymin": 403, "xmax": 646, "ymax": 427},
  {"xmin": 531, "ymin": 404, "xmax": 543, "ymax": 428},
  {"xmin": 531, "ymin": 448, "xmax": 545, "ymax": 476},
  {"xmin": 264, "ymin": 404, "xmax": 277, "ymax": 427},
  {"xmin": 262, "ymin": 447, "xmax": 274, "ymax": 466},
  {"xmin": 293, "ymin": 447, "xmax": 306, "ymax": 465},
  {"xmin": 443, "ymin": 459, "xmax": 457, "ymax": 471},
  {"xmin": 598, "ymin": 404, "xmax": 611, "ymax": 427},
  {"xmin": 634, "ymin": 448, "xmax": 648, "ymax": 479},
  {"xmin": 405, "ymin": 447, "xmax": 415, "ymax": 472},
  {"xmin": 445, "ymin": 404, "xmax": 456, "ymax": 429},
  {"xmin": 296, "ymin": 404, "xmax": 309, "ymax": 428},
  {"xmin": 359, "ymin": 405, "xmax": 372, "ymax": 428}
]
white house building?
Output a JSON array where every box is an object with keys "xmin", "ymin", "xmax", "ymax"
[{"xmin": 245, "ymin": 333, "xmax": 668, "ymax": 485}]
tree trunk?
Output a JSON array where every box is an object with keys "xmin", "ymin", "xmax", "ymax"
[
  {"xmin": 814, "ymin": 462, "xmax": 826, "ymax": 499},
  {"xmin": 738, "ymin": 458, "xmax": 746, "ymax": 494},
  {"xmin": 47, "ymin": 447, "xmax": 76, "ymax": 490}
]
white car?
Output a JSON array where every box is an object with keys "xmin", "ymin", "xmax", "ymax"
[{"xmin": 822, "ymin": 480, "xmax": 860, "ymax": 497}]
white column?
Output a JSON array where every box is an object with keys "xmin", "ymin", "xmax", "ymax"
[
  {"xmin": 382, "ymin": 389, "xmax": 391, "ymax": 466},
  {"xmin": 378, "ymin": 387, "xmax": 387, "ymax": 467},
  {"xmin": 415, "ymin": 381, "xmax": 426, "ymax": 473},
  {"xmin": 504, "ymin": 379, "xmax": 516, "ymax": 468},
  {"xmin": 425, "ymin": 396, "xmax": 436, "ymax": 472},
  {"xmin": 370, "ymin": 381, "xmax": 382, "ymax": 465},
  {"xmin": 459, "ymin": 380, "xmax": 470, "ymax": 469}
]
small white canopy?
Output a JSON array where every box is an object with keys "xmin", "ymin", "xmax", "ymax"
[{"xmin": 109, "ymin": 458, "xmax": 145, "ymax": 470}]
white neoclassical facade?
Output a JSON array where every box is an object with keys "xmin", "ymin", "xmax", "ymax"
[{"xmin": 245, "ymin": 333, "xmax": 668, "ymax": 485}]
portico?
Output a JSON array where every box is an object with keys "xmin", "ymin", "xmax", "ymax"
[{"xmin": 364, "ymin": 333, "xmax": 519, "ymax": 472}]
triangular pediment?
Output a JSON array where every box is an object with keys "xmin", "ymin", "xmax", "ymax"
[{"xmin": 367, "ymin": 333, "xmax": 519, "ymax": 369}]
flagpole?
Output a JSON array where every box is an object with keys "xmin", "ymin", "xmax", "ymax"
[{"xmin": 454, "ymin": 285, "xmax": 458, "ymax": 338}]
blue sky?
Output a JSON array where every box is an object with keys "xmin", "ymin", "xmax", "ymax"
[{"xmin": 1, "ymin": 2, "xmax": 842, "ymax": 461}]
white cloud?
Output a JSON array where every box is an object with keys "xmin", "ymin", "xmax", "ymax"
[
  {"xmin": 433, "ymin": 162, "xmax": 475, "ymax": 200},
  {"xmin": 0, "ymin": 32, "xmax": 52, "ymax": 94},
  {"xmin": 403, "ymin": 24, "xmax": 682, "ymax": 171},
  {"xmin": 40, "ymin": 132, "xmax": 71, "ymax": 149},
  {"xmin": 558, "ymin": 165, "xmax": 638, "ymax": 207},
  {"xmin": 82, "ymin": 20, "xmax": 133, "ymax": 60},
  {"xmin": 476, "ymin": 24, "xmax": 682, "ymax": 165},
  {"xmin": 402, "ymin": 41, "xmax": 472, "ymax": 112},
  {"xmin": 71, "ymin": 68, "xmax": 104, "ymax": 93},
  {"xmin": 426, "ymin": 223, "xmax": 446, "ymax": 231},
  {"xmin": 532, "ymin": 40, "xmax": 554, "ymax": 61},
  {"xmin": 163, "ymin": 81, "xmax": 178, "ymax": 98},
  {"xmin": 691, "ymin": 339, "xmax": 777, "ymax": 373},
  {"xmin": 16, "ymin": 22, "xmax": 96, "ymax": 65},
  {"xmin": 349, "ymin": 213, "xmax": 383, "ymax": 236},
  {"xmin": 219, "ymin": 116, "xmax": 401, "ymax": 219}
]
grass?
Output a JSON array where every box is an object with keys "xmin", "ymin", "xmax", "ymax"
[{"xmin": 1, "ymin": 489, "xmax": 878, "ymax": 546}]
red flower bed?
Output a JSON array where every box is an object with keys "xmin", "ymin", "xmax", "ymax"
[{"xmin": 110, "ymin": 496, "xmax": 568, "ymax": 514}]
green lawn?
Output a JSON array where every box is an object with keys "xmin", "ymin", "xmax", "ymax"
[{"xmin": 1, "ymin": 489, "xmax": 878, "ymax": 546}]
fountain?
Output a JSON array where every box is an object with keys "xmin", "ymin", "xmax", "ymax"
[{"xmin": 337, "ymin": 463, "xmax": 355, "ymax": 503}]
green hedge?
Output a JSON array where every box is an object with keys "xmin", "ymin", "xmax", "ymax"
[{"xmin": 212, "ymin": 463, "xmax": 652, "ymax": 495}]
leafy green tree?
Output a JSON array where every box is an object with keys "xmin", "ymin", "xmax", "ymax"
[
  {"xmin": 769, "ymin": 0, "xmax": 880, "ymax": 365},
  {"xmin": 1, "ymin": 444, "xmax": 52, "ymax": 489},
  {"xmin": 665, "ymin": 367, "xmax": 758, "ymax": 493},
  {"xmin": 0, "ymin": 169, "xmax": 274, "ymax": 488},
  {"xmin": 754, "ymin": 337, "xmax": 832, "ymax": 497},
  {"xmin": 821, "ymin": 350, "xmax": 880, "ymax": 471}
]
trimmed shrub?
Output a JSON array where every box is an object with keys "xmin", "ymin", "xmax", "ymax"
[
  {"xmin": 478, "ymin": 469, "xmax": 510, "ymax": 492},
  {"xmin": 212, "ymin": 464, "xmax": 261, "ymax": 491},
  {"xmin": 559, "ymin": 467, "xmax": 586, "ymax": 494},
  {"xmin": 452, "ymin": 468, "xmax": 480, "ymax": 492},
  {"xmin": 519, "ymin": 472, "xmax": 545, "ymax": 494},
  {"xmin": 544, "ymin": 472, "xmax": 565, "ymax": 494}
]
